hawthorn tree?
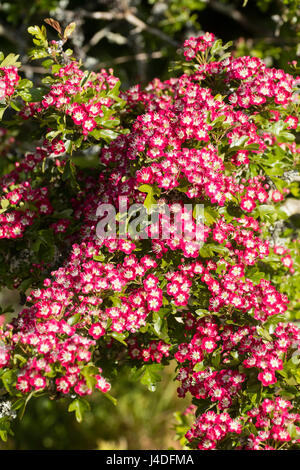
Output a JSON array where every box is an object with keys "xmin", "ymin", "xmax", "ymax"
[{"xmin": 0, "ymin": 21, "xmax": 300, "ymax": 450}]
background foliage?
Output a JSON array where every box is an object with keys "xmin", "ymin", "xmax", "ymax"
[{"xmin": 0, "ymin": 0, "xmax": 299, "ymax": 86}]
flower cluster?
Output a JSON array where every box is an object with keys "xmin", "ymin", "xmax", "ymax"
[
  {"xmin": 0, "ymin": 179, "xmax": 52, "ymax": 239},
  {"xmin": 128, "ymin": 338, "xmax": 171, "ymax": 363},
  {"xmin": 189, "ymin": 52, "xmax": 296, "ymax": 110},
  {"xmin": 177, "ymin": 365, "xmax": 246, "ymax": 410},
  {"xmin": 0, "ymin": 31, "xmax": 299, "ymax": 449},
  {"xmin": 183, "ymin": 33, "xmax": 216, "ymax": 60},
  {"xmin": 185, "ymin": 398, "xmax": 300, "ymax": 450},
  {"xmin": 176, "ymin": 316, "xmax": 299, "ymax": 396},
  {"xmin": 0, "ymin": 66, "xmax": 20, "ymax": 101},
  {"xmin": 0, "ymin": 400, "xmax": 17, "ymax": 420},
  {"xmin": 185, "ymin": 410, "xmax": 242, "ymax": 449},
  {"xmin": 242, "ymin": 398, "xmax": 300, "ymax": 449},
  {"xmin": 20, "ymin": 62, "xmax": 120, "ymax": 137}
]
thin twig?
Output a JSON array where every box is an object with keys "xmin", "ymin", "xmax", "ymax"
[
  {"xmin": 74, "ymin": 9, "xmax": 179, "ymax": 47},
  {"xmin": 123, "ymin": 11, "xmax": 179, "ymax": 47},
  {"xmin": 96, "ymin": 51, "xmax": 164, "ymax": 67}
]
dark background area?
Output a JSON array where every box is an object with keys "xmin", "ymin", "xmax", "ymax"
[{"xmin": 0, "ymin": 0, "xmax": 299, "ymax": 87}]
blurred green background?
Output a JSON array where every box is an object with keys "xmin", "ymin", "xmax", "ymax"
[{"xmin": 0, "ymin": 363, "xmax": 189, "ymax": 450}]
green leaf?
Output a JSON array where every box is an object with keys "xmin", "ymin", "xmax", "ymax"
[
  {"xmin": 93, "ymin": 254, "xmax": 105, "ymax": 262},
  {"xmin": 211, "ymin": 115, "xmax": 226, "ymax": 126},
  {"xmin": 216, "ymin": 262, "xmax": 227, "ymax": 275},
  {"xmin": 91, "ymin": 128, "xmax": 118, "ymax": 142},
  {"xmin": 18, "ymin": 79, "xmax": 33, "ymax": 89},
  {"xmin": 52, "ymin": 64, "xmax": 62, "ymax": 74},
  {"xmin": 18, "ymin": 90, "xmax": 32, "ymax": 102},
  {"xmin": 109, "ymin": 295, "xmax": 121, "ymax": 307},
  {"xmin": 27, "ymin": 87, "xmax": 44, "ymax": 102},
  {"xmin": 257, "ymin": 326, "xmax": 273, "ymax": 342},
  {"xmin": 13, "ymin": 354, "xmax": 27, "ymax": 367},
  {"xmin": 80, "ymin": 71, "xmax": 92, "ymax": 88},
  {"xmin": 278, "ymin": 131, "xmax": 295, "ymax": 143},
  {"xmin": 130, "ymin": 365, "xmax": 146, "ymax": 381},
  {"xmin": 18, "ymin": 390, "xmax": 40, "ymax": 419},
  {"xmin": 46, "ymin": 130, "xmax": 62, "ymax": 141},
  {"xmin": 140, "ymin": 363, "xmax": 163, "ymax": 392},
  {"xmin": 138, "ymin": 184, "xmax": 160, "ymax": 213},
  {"xmin": 229, "ymin": 135, "xmax": 249, "ymax": 149},
  {"xmin": 81, "ymin": 365, "xmax": 98, "ymax": 390},
  {"xmin": 1, "ymin": 199, "xmax": 9, "ymax": 210},
  {"xmin": 0, "ymin": 430, "xmax": 7, "ymax": 442},
  {"xmin": 0, "ymin": 106, "xmax": 8, "ymax": 120},
  {"xmin": 110, "ymin": 331, "xmax": 128, "ymax": 346},
  {"xmin": 28, "ymin": 48, "xmax": 48, "ymax": 60},
  {"xmin": 271, "ymin": 177, "xmax": 288, "ymax": 191},
  {"xmin": 98, "ymin": 118, "xmax": 120, "ymax": 128},
  {"xmin": 153, "ymin": 311, "xmax": 163, "ymax": 335},
  {"xmin": 199, "ymin": 245, "xmax": 214, "ymax": 258},
  {"xmin": 11, "ymin": 398, "xmax": 26, "ymax": 411},
  {"xmin": 37, "ymin": 229, "xmax": 54, "ymax": 246},
  {"xmin": 18, "ymin": 86, "xmax": 44, "ymax": 102},
  {"xmin": 68, "ymin": 398, "xmax": 90, "ymax": 423},
  {"xmin": 0, "ymin": 53, "xmax": 21, "ymax": 68},
  {"xmin": 64, "ymin": 22, "xmax": 76, "ymax": 40},
  {"xmin": 62, "ymin": 160, "xmax": 79, "ymax": 189},
  {"xmin": 212, "ymin": 352, "xmax": 221, "ymax": 368},
  {"xmin": 210, "ymin": 243, "xmax": 229, "ymax": 255},
  {"xmin": 42, "ymin": 59, "xmax": 54, "ymax": 69},
  {"xmin": 67, "ymin": 313, "xmax": 81, "ymax": 326},
  {"xmin": 138, "ymin": 184, "xmax": 154, "ymax": 193},
  {"xmin": 27, "ymin": 25, "xmax": 47, "ymax": 46},
  {"xmin": 195, "ymin": 309, "xmax": 210, "ymax": 318},
  {"xmin": 203, "ymin": 207, "xmax": 218, "ymax": 226},
  {"xmin": 32, "ymin": 229, "xmax": 55, "ymax": 261},
  {"xmin": 257, "ymin": 204, "xmax": 277, "ymax": 223},
  {"xmin": 104, "ymin": 393, "xmax": 117, "ymax": 406},
  {"xmin": 193, "ymin": 362, "xmax": 205, "ymax": 372},
  {"xmin": 290, "ymin": 182, "xmax": 300, "ymax": 198},
  {"xmin": 268, "ymin": 121, "xmax": 285, "ymax": 136},
  {"xmin": 1, "ymin": 369, "xmax": 16, "ymax": 393},
  {"xmin": 175, "ymin": 181, "xmax": 189, "ymax": 193},
  {"xmin": 19, "ymin": 278, "xmax": 32, "ymax": 292},
  {"xmin": 10, "ymin": 101, "xmax": 21, "ymax": 112},
  {"xmin": 107, "ymin": 81, "xmax": 121, "ymax": 99}
]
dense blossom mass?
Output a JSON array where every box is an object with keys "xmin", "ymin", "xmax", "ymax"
[
  {"xmin": 0, "ymin": 31, "xmax": 299, "ymax": 449},
  {"xmin": 0, "ymin": 66, "xmax": 20, "ymax": 101}
]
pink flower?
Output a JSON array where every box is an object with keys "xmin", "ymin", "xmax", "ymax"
[
  {"xmin": 258, "ymin": 370, "xmax": 277, "ymax": 386},
  {"xmin": 240, "ymin": 197, "xmax": 256, "ymax": 212},
  {"xmin": 271, "ymin": 190, "xmax": 284, "ymax": 202},
  {"xmin": 89, "ymin": 323, "xmax": 105, "ymax": 339}
]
